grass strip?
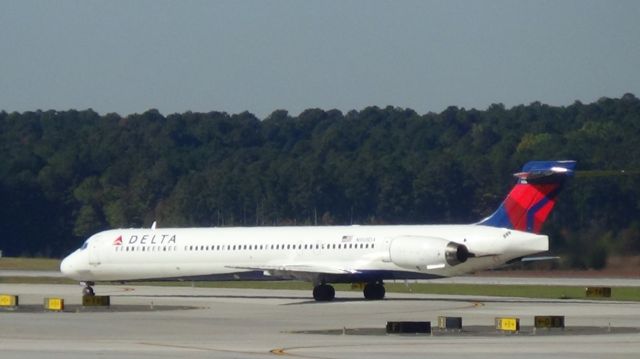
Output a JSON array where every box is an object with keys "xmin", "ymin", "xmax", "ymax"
[{"xmin": 0, "ymin": 257, "xmax": 61, "ymax": 271}]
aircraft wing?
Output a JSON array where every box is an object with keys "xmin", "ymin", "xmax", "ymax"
[{"xmin": 225, "ymin": 264, "xmax": 360, "ymax": 275}]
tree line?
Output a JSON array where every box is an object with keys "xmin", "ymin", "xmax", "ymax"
[{"xmin": 1, "ymin": 94, "xmax": 639, "ymax": 268}]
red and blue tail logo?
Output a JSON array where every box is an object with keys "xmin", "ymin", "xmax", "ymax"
[{"xmin": 479, "ymin": 160, "xmax": 576, "ymax": 233}]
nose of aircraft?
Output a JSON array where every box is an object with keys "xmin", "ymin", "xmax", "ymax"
[
  {"xmin": 60, "ymin": 255, "xmax": 70, "ymax": 275},
  {"xmin": 60, "ymin": 253, "xmax": 77, "ymax": 278}
]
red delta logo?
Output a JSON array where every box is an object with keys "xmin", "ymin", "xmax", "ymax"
[{"xmin": 113, "ymin": 236, "xmax": 123, "ymax": 246}]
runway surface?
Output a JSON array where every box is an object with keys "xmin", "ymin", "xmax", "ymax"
[{"xmin": 2, "ymin": 283, "xmax": 640, "ymax": 359}]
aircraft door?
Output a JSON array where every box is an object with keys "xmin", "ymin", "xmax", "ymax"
[
  {"xmin": 381, "ymin": 237, "xmax": 392, "ymax": 262},
  {"xmin": 88, "ymin": 240, "xmax": 101, "ymax": 266}
]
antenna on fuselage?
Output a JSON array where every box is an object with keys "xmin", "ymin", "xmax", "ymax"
[{"xmin": 151, "ymin": 221, "xmax": 157, "ymax": 230}]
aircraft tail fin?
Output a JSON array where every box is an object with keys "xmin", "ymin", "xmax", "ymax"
[{"xmin": 479, "ymin": 160, "xmax": 576, "ymax": 233}]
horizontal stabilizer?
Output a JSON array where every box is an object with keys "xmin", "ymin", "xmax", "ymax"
[{"xmin": 514, "ymin": 160, "xmax": 576, "ymax": 183}]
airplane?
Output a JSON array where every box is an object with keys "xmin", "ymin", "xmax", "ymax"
[{"xmin": 60, "ymin": 160, "xmax": 576, "ymax": 301}]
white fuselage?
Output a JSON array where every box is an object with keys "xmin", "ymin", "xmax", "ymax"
[{"xmin": 60, "ymin": 224, "xmax": 548, "ymax": 283}]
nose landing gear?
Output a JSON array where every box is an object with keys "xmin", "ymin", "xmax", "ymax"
[{"xmin": 81, "ymin": 281, "xmax": 95, "ymax": 296}]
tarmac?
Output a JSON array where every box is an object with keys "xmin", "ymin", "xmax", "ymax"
[{"xmin": 1, "ymin": 282, "xmax": 640, "ymax": 358}]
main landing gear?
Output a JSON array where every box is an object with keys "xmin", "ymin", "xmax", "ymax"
[
  {"xmin": 363, "ymin": 281, "xmax": 385, "ymax": 300},
  {"xmin": 312, "ymin": 281, "xmax": 386, "ymax": 301},
  {"xmin": 81, "ymin": 281, "xmax": 95, "ymax": 296},
  {"xmin": 313, "ymin": 283, "xmax": 335, "ymax": 301}
]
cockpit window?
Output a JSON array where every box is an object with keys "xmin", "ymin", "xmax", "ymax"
[{"xmin": 80, "ymin": 241, "xmax": 89, "ymax": 250}]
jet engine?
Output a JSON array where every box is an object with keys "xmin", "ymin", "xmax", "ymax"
[{"xmin": 389, "ymin": 236, "xmax": 470, "ymax": 270}]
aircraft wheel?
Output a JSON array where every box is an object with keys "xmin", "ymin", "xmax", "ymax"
[
  {"xmin": 313, "ymin": 284, "xmax": 335, "ymax": 301},
  {"xmin": 82, "ymin": 286, "xmax": 95, "ymax": 296},
  {"xmin": 363, "ymin": 282, "xmax": 385, "ymax": 300}
]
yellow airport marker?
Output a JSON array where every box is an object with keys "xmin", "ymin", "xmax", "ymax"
[
  {"xmin": 44, "ymin": 297, "xmax": 64, "ymax": 311},
  {"xmin": 495, "ymin": 317, "xmax": 520, "ymax": 332},
  {"xmin": 0, "ymin": 294, "xmax": 18, "ymax": 308}
]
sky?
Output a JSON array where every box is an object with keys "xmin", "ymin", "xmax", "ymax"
[{"xmin": 1, "ymin": 0, "xmax": 639, "ymax": 119}]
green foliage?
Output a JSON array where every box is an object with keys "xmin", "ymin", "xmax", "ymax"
[{"xmin": 0, "ymin": 96, "xmax": 639, "ymax": 266}]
